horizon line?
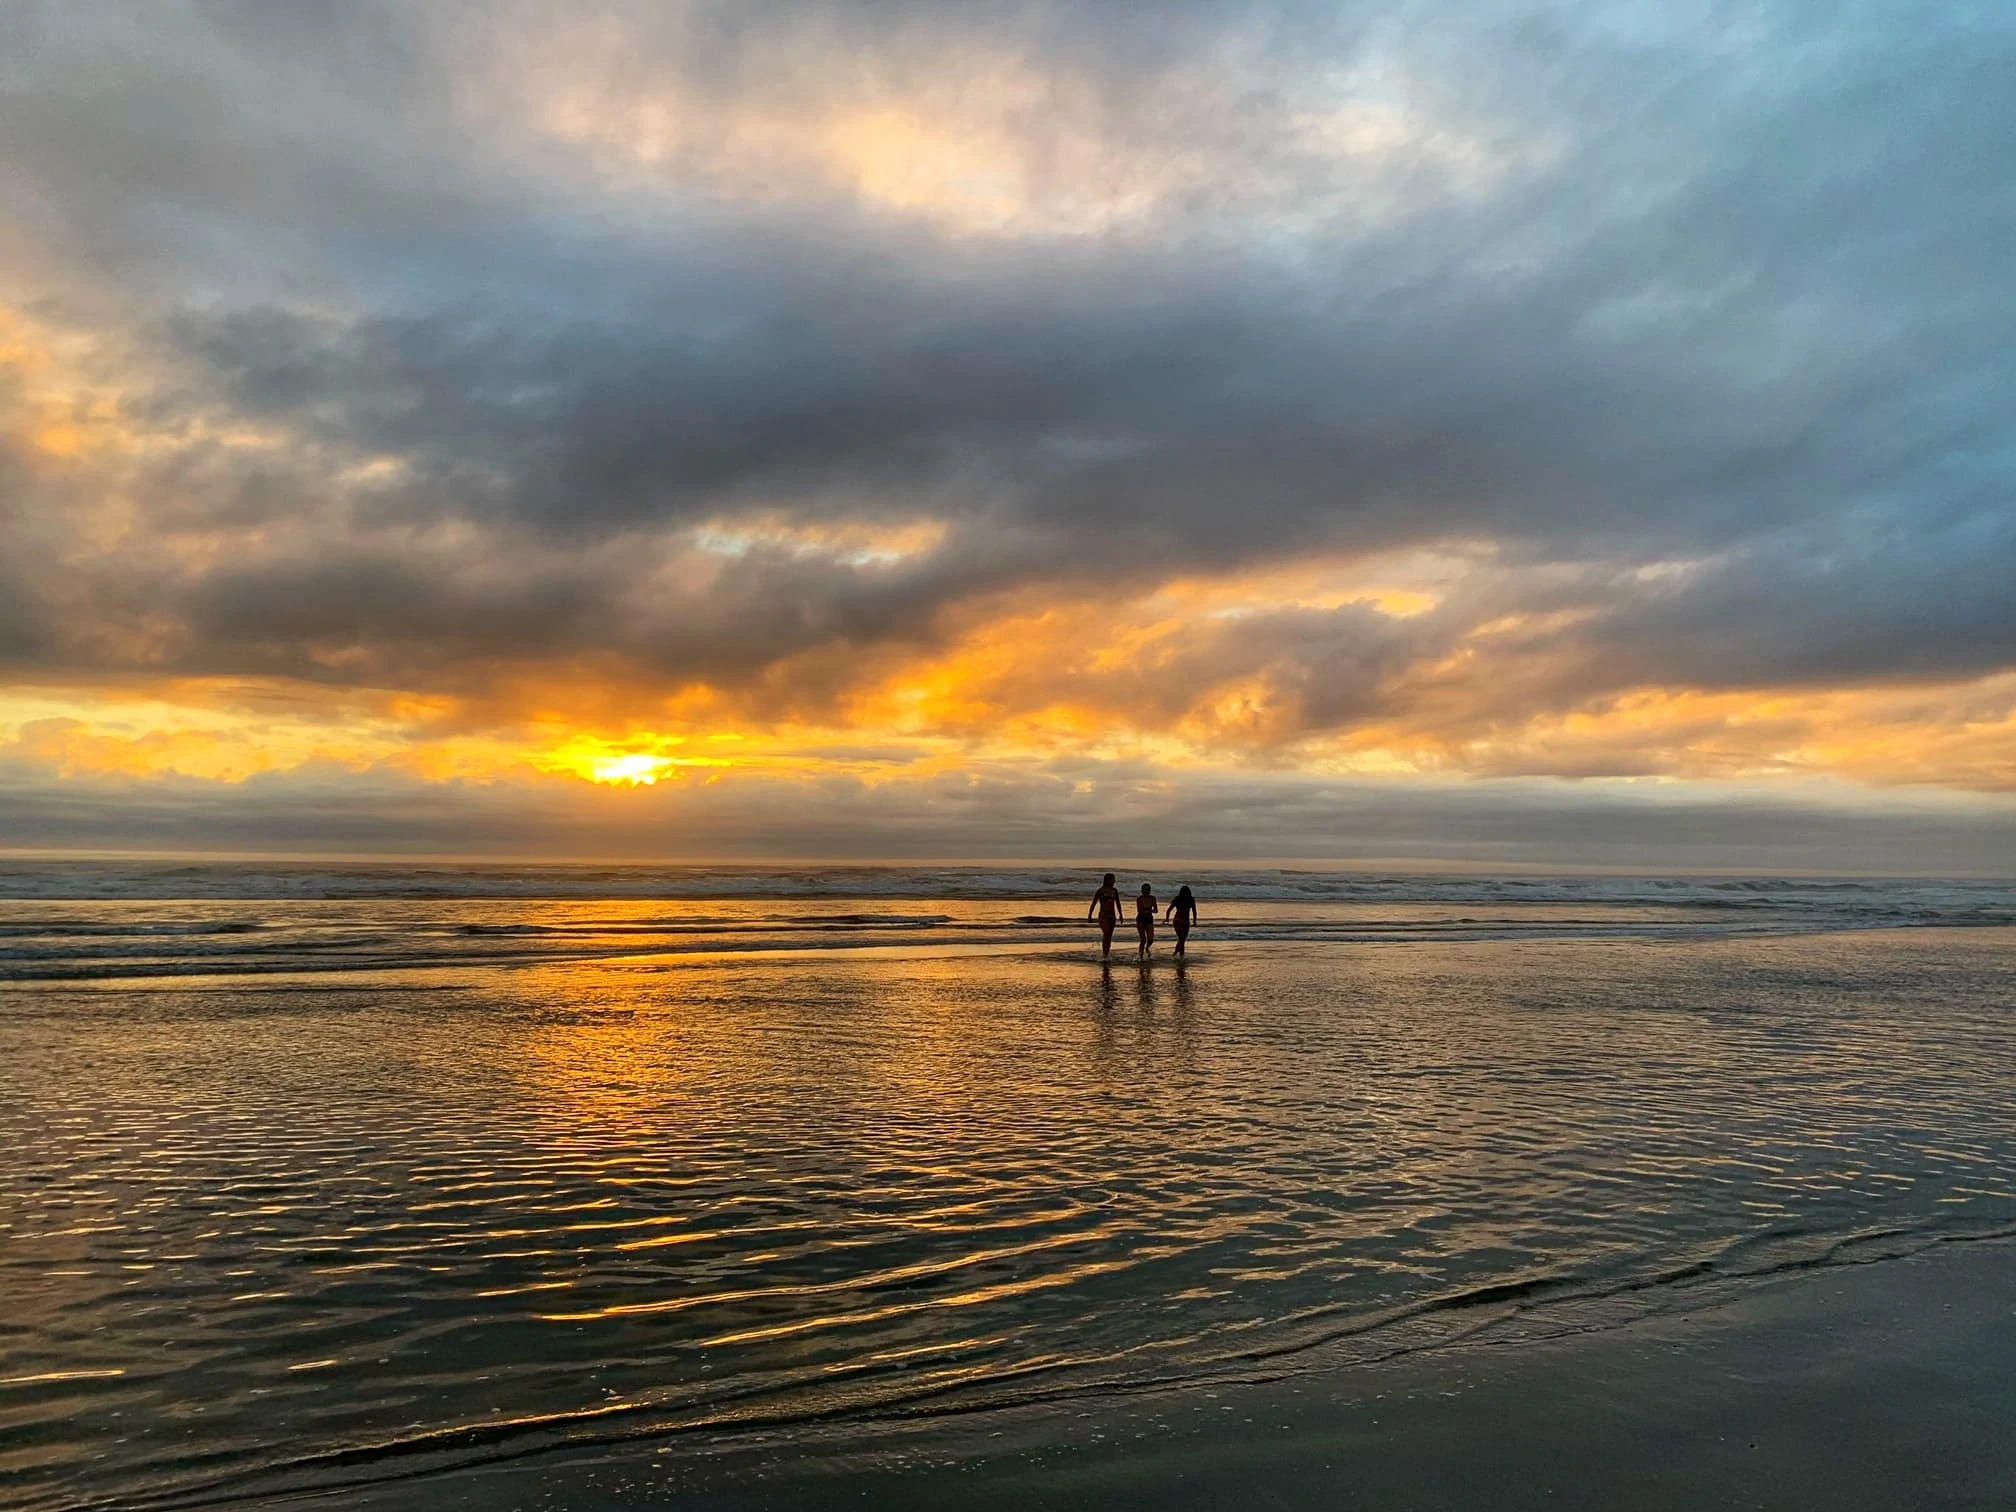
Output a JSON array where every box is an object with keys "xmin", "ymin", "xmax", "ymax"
[{"xmin": 2, "ymin": 847, "xmax": 2012, "ymax": 882}]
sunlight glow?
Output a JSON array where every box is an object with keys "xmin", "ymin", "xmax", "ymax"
[
  {"xmin": 9, "ymin": 551, "xmax": 2016, "ymax": 803},
  {"xmin": 586, "ymin": 753, "xmax": 679, "ymax": 787}
]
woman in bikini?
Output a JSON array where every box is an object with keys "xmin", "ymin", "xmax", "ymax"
[
  {"xmin": 1165, "ymin": 884, "xmax": 1198, "ymax": 956},
  {"xmin": 1134, "ymin": 882, "xmax": 1158, "ymax": 956},
  {"xmin": 1087, "ymin": 873, "xmax": 1123, "ymax": 957}
]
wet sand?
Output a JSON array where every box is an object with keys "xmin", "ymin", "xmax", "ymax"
[
  {"xmin": 368, "ymin": 1235, "xmax": 2016, "ymax": 1510},
  {"xmin": 9, "ymin": 911, "xmax": 2016, "ymax": 1510}
]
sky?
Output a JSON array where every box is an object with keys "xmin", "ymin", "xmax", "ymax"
[{"xmin": 2, "ymin": 0, "xmax": 2014, "ymax": 870}]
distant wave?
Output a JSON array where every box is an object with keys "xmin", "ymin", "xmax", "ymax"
[
  {"xmin": 2, "ymin": 861, "xmax": 2012, "ymax": 912},
  {"xmin": 2, "ymin": 864, "xmax": 2013, "ymax": 986},
  {"xmin": 3, "ymin": 908, "xmax": 2014, "ymax": 987}
]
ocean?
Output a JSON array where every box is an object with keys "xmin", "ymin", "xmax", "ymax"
[
  {"xmin": 3, "ymin": 863, "xmax": 2013, "ymax": 983},
  {"xmin": 3, "ymin": 864, "xmax": 2014, "ymax": 1508}
]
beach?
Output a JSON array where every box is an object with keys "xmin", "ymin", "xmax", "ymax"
[
  {"xmin": 4, "ymin": 867, "xmax": 2015, "ymax": 1509},
  {"xmin": 11, "ymin": 1, "xmax": 2016, "ymax": 1504},
  {"xmin": 359, "ymin": 1230, "xmax": 2016, "ymax": 1510}
]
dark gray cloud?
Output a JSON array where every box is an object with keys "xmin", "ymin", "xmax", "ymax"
[
  {"xmin": 1, "ymin": 0, "xmax": 2014, "ymax": 763},
  {"xmin": 1573, "ymin": 510, "xmax": 2016, "ymax": 692},
  {"xmin": 4, "ymin": 752, "xmax": 2014, "ymax": 874}
]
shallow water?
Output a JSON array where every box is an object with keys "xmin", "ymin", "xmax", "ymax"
[
  {"xmin": 3, "ymin": 876, "xmax": 2014, "ymax": 1509},
  {"xmin": 2, "ymin": 863, "xmax": 2012, "ymax": 986}
]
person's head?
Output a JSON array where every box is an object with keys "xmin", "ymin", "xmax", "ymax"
[
  {"xmin": 1176, "ymin": 885, "xmax": 1193, "ymax": 903},
  {"xmin": 1103, "ymin": 872, "xmax": 1115, "ymax": 886},
  {"xmin": 1140, "ymin": 882, "xmax": 1153, "ymax": 894}
]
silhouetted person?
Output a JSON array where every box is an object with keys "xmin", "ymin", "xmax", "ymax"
[
  {"xmin": 1088, "ymin": 872, "xmax": 1123, "ymax": 957},
  {"xmin": 1135, "ymin": 882, "xmax": 1157, "ymax": 957},
  {"xmin": 1165, "ymin": 884, "xmax": 1198, "ymax": 956}
]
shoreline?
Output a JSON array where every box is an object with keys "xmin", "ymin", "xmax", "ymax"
[
  {"xmin": 13, "ymin": 924, "xmax": 2016, "ymax": 993},
  {"xmin": 356, "ymin": 1234, "xmax": 2016, "ymax": 1511}
]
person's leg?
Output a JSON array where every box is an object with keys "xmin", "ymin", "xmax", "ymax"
[
  {"xmin": 1175, "ymin": 922, "xmax": 1188, "ymax": 956},
  {"xmin": 1100, "ymin": 919, "xmax": 1114, "ymax": 956}
]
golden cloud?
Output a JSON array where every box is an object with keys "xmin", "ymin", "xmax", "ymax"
[{"xmin": 8, "ymin": 568, "xmax": 2015, "ymax": 797}]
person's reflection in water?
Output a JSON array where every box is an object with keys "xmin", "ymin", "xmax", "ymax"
[
  {"xmin": 1092, "ymin": 959, "xmax": 1120, "ymax": 1063},
  {"xmin": 1133, "ymin": 957, "xmax": 1160, "ymax": 1013},
  {"xmin": 1085, "ymin": 950, "xmax": 1198, "ymax": 1079}
]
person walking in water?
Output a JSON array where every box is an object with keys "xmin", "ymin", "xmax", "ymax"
[
  {"xmin": 1088, "ymin": 873, "xmax": 1124, "ymax": 957},
  {"xmin": 1135, "ymin": 882, "xmax": 1158, "ymax": 957},
  {"xmin": 1165, "ymin": 884, "xmax": 1198, "ymax": 957}
]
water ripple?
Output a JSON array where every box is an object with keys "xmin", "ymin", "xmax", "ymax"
[{"xmin": 3, "ymin": 918, "xmax": 2015, "ymax": 1510}]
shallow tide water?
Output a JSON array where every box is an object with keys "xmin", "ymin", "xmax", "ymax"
[{"xmin": 2, "ymin": 868, "xmax": 2014, "ymax": 1509}]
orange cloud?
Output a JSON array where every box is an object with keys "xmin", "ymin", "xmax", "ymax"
[
  {"xmin": 7, "ymin": 717, "xmax": 312, "ymax": 783},
  {"xmin": 4, "ymin": 540, "xmax": 2014, "ymax": 799}
]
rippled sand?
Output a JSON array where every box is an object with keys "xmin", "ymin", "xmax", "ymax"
[{"xmin": 4, "ymin": 921, "xmax": 2015, "ymax": 1508}]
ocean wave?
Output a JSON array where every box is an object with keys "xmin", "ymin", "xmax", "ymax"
[
  {"xmin": 2, "ymin": 861, "xmax": 2011, "ymax": 910},
  {"xmin": 2, "ymin": 866, "xmax": 2012, "ymax": 986}
]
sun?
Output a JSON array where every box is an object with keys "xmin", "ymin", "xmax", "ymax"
[
  {"xmin": 586, "ymin": 753, "xmax": 677, "ymax": 786},
  {"xmin": 538, "ymin": 734, "xmax": 738, "ymax": 788}
]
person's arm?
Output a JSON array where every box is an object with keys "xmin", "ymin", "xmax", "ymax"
[{"xmin": 1163, "ymin": 901, "xmax": 1175, "ymax": 921}]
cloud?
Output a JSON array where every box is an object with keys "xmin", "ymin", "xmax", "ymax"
[
  {"xmin": 3, "ymin": 747, "xmax": 2014, "ymax": 874},
  {"xmin": 1, "ymin": 1, "xmax": 2013, "ymax": 857}
]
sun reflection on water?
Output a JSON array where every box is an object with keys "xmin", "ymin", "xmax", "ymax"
[{"xmin": 7, "ymin": 927, "xmax": 2016, "ymax": 1510}]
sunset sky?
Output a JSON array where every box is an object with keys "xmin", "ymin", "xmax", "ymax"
[{"xmin": 3, "ymin": 1, "xmax": 2014, "ymax": 869}]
